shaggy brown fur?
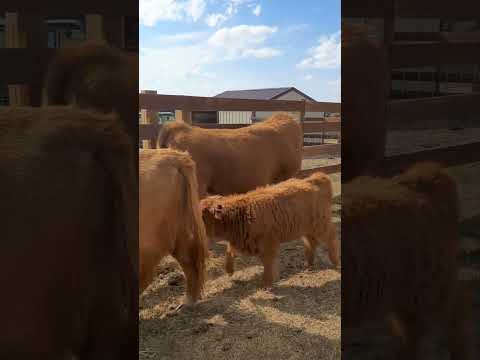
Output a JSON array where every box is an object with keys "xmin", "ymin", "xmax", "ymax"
[
  {"xmin": 42, "ymin": 43, "xmax": 138, "ymax": 154},
  {"xmin": 342, "ymin": 162, "xmax": 472, "ymax": 359},
  {"xmin": 0, "ymin": 106, "xmax": 137, "ymax": 359},
  {"xmin": 158, "ymin": 112, "xmax": 303, "ymax": 199},
  {"xmin": 342, "ymin": 36, "xmax": 388, "ymax": 182},
  {"xmin": 201, "ymin": 172, "xmax": 339, "ymax": 288},
  {"xmin": 140, "ymin": 149, "xmax": 209, "ymax": 305}
]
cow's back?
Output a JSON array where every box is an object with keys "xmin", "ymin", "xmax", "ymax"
[
  {"xmin": 0, "ymin": 107, "xmax": 136, "ymax": 359},
  {"xmin": 159, "ymin": 113, "xmax": 302, "ymax": 196}
]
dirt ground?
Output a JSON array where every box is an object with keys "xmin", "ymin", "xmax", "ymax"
[{"xmin": 139, "ymin": 171, "xmax": 342, "ymax": 360}]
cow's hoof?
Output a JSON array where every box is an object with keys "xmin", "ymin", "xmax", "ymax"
[{"xmin": 303, "ymin": 261, "xmax": 314, "ymax": 270}]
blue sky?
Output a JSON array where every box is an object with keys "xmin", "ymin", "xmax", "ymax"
[{"xmin": 139, "ymin": 0, "xmax": 340, "ymax": 101}]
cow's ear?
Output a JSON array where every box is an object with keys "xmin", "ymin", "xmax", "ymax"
[{"xmin": 213, "ymin": 204, "xmax": 224, "ymax": 219}]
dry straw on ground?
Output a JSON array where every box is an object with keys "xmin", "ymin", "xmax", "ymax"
[{"xmin": 139, "ymin": 172, "xmax": 342, "ymax": 360}]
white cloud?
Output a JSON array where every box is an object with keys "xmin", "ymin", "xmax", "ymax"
[
  {"xmin": 304, "ymin": 74, "xmax": 313, "ymax": 80},
  {"xmin": 208, "ymin": 25, "xmax": 276, "ymax": 47},
  {"xmin": 186, "ymin": 0, "xmax": 206, "ymax": 21},
  {"xmin": 139, "ymin": 0, "xmax": 206, "ymax": 26},
  {"xmin": 252, "ymin": 4, "xmax": 262, "ymax": 16},
  {"xmin": 204, "ymin": 0, "xmax": 255, "ymax": 27},
  {"xmin": 205, "ymin": 13, "xmax": 228, "ymax": 27},
  {"xmin": 207, "ymin": 25, "xmax": 280, "ymax": 59},
  {"xmin": 287, "ymin": 24, "xmax": 309, "ymax": 33},
  {"xmin": 297, "ymin": 31, "xmax": 340, "ymax": 70},
  {"xmin": 140, "ymin": 24, "xmax": 281, "ymax": 96},
  {"xmin": 157, "ymin": 31, "xmax": 206, "ymax": 44},
  {"xmin": 242, "ymin": 47, "xmax": 281, "ymax": 58}
]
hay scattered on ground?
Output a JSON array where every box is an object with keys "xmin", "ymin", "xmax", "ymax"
[{"xmin": 139, "ymin": 170, "xmax": 342, "ymax": 360}]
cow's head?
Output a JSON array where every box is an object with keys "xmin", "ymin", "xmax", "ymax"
[{"xmin": 200, "ymin": 196, "xmax": 226, "ymax": 237}]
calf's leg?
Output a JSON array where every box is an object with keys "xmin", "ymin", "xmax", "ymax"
[
  {"xmin": 225, "ymin": 243, "xmax": 236, "ymax": 276},
  {"xmin": 303, "ymin": 236, "xmax": 317, "ymax": 267},
  {"xmin": 260, "ymin": 248, "xmax": 280, "ymax": 289}
]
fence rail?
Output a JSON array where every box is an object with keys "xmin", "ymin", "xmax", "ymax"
[
  {"xmin": 345, "ymin": 0, "xmax": 480, "ymax": 175},
  {"xmin": 139, "ymin": 93, "xmax": 341, "ymax": 176},
  {"xmin": 343, "ymin": 0, "xmax": 479, "ymax": 18}
]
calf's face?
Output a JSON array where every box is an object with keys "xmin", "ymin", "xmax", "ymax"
[{"xmin": 200, "ymin": 197, "xmax": 227, "ymax": 241}]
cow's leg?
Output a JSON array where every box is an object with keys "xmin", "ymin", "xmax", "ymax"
[
  {"xmin": 315, "ymin": 223, "xmax": 340, "ymax": 268},
  {"xmin": 139, "ymin": 249, "xmax": 162, "ymax": 293},
  {"xmin": 303, "ymin": 235, "xmax": 317, "ymax": 268},
  {"xmin": 225, "ymin": 242, "xmax": 236, "ymax": 276},
  {"xmin": 272, "ymin": 254, "xmax": 281, "ymax": 283},
  {"xmin": 260, "ymin": 248, "xmax": 280, "ymax": 289},
  {"xmin": 326, "ymin": 223, "xmax": 340, "ymax": 268},
  {"xmin": 446, "ymin": 285, "xmax": 473, "ymax": 360},
  {"xmin": 175, "ymin": 254, "xmax": 202, "ymax": 306},
  {"xmin": 390, "ymin": 313, "xmax": 425, "ymax": 360}
]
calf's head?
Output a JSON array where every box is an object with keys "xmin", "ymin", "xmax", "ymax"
[{"xmin": 200, "ymin": 196, "xmax": 227, "ymax": 240}]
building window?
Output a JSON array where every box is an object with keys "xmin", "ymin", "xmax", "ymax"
[
  {"xmin": 158, "ymin": 112, "xmax": 175, "ymax": 124},
  {"xmin": 45, "ymin": 17, "xmax": 86, "ymax": 48},
  {"xmin": 0, "ymin": 85, "xmax": 9, "ymax": 105},
  {"xmin": 419, "ymin": 72, "xmax": 434, "ymax": 81},
  {"xmin": 192, "ymin": 111, "xmax": 217, "ymax": 124},
  {"xmin": 0, "ymin": 18, "xmax": 5, "ymax": 48},
  {"xmin": 391, "ymin": 70, "xmax": 403, "ymax": 80},
  {"xmin": 404, "ymin": 72, "xmax": 418, "ymax": 81}
]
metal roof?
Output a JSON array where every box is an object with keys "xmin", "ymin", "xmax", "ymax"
[{"xmin": 214, "ymin": 87, "xmax": 316, "ymax": 102}]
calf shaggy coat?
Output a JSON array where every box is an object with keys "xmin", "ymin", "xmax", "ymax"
[
  {"xmin": 0, "ymin": 107, "xmax": 137, "ymax": 359},
  {"xmin": 158, "ymin": 112, "xmax": 303, "ymax": 198},
  {"xmin": 342, "ymin": 162, "xmax": 471, "ymax": 359},
  {"xmin": 201, "ymin": 172, "xmax": 339, "ymax": 288},
  {"xmin": 140, "ymin": 149, "xmax": 209, "ymax": 305}
]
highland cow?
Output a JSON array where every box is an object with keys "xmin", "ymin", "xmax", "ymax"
[
  {"xmin": 201, "ymin": 172, "xmax": 339, "ymax": 288},
  {"xmin": 0, "ymin": 106, "xmax": 137, "ymax": 359},
  {"xmin": 158, "ymin": 112, "xmax": 303, "ymax": 199},
  {"xmin": 140, "ymin": 149, "xmax": 208, "ymax": 306}
]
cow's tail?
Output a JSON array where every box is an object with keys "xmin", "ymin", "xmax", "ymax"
[{"xmin": 177, "ymin": 153, "xmax": 209, "ymax": 297}]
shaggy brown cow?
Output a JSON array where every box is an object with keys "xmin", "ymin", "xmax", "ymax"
[
  {"xmin": 42, "ymin": 42, "xmax": 138, "ymax": 154},
  {"xmin": 342, "ymin": 33, "xmax": 388, "ymax": 182},
  {"xmin": 158, "ymin": 112, "xmax": 303, "ymax": 198},
  {"xmin": 342, "ymin": 162, "xmax": 472, "ymax": 359},
  {"xmin": 0, "ymin": 106, "xmax": 137, "ymax": 359},
  {"xmin": 140, "ymin": 149, "xmax": 208, "ymax": 305},
  {"xmin": 200, "ymin": 172, "xmax": 339, "ymax": 288}
]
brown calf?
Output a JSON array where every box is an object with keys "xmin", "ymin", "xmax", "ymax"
[
  {"xmin": 201, "ymin": 172, "xmax": 339, "ymax": 288},
  {"xmin": 342, "ymin": 162, "xmax": 472, "ymax": 359}
]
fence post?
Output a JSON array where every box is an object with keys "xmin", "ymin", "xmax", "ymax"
[
  {"xmin": 175, "ymin": 110, "xmax": 192, "ymax": 124},
  {"xmin": 86, "ymin": 14, "xmax": 105, "ymax": 43},
  {"xmin": 300, "ymin": 100, "xmax": 306, "ymax": 148}
]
